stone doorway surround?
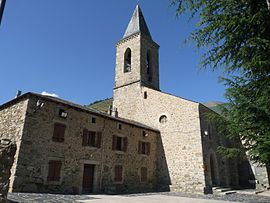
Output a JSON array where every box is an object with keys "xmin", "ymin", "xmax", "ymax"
[{"xmin": 79, "ymin": 160, "xmax": 100, "ymax": 194}]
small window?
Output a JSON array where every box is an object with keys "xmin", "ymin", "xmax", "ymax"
[
  {"xmin": 124, "ymin": 48, "xmax": 131, "ymax": 73},
  {"xmin": 118, "ymin": 124, "xmax": 122, "ymax": 130},
  {"xmin": 142, "ymin": 131, "xmax": 148, "ymax": 137},
  {"xmin": 141, "ymin": 167, "xmax": 147, "ymax": 182},
  {"xmin": 159, "ymin": 115, "xmax": 167, "ymax": 124},
  {"xmin": 91, "ymin": 117, "xmax": 96, "ymax": 124},
  {"xmin": 82, "ymin": 129, "xmax": 102, "ymax": 148},
  {"xmin": 115, "ymin": 165, "xmax": 123, "ymax": 182},
  {"xmin": 112, "ymin": 135, "xmax": 128, "ymax": 152},
  {"xmin": 52, "ymin": 123, "xmax": 66, "ymax": 142},
  {"xmin": 47, "ymin": 160, "xmax": 62, "ymax": 181},
  {"xmin": 138, "ymin": 141, "xmax": 150, "ymax": 155},
  {"xmin": 59, "ymin": 109, "xmax": 68, "ymax": 118},
  {"xmin": 144, "ymin": 91, "xmax": 147, "ymax": 99}
]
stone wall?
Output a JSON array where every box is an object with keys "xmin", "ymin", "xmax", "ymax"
[
  {"xmin": 199, "ymin": 104, "xmax": 239, "ymax": 193},
  {"xmin": 114, "ymin": 83, "xmax": 206, "ymax": 193},
  {"xmin": 0, "ymin": 139, "xmax": 16, "ymax": 202},
  {"xmin": 0, "ymin": 99, "xmax": 28, "ymax": 192},
  {"xmin": 115, "ymin": 33, "xmax": 160, "ymax": 90},
  {"xmin": 10, "ymin": 94, "xmax": 159, "ymax": 194}
]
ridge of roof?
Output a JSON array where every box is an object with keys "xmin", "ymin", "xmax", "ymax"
[{"xmin": 0, "ymin": 92, "xmax": 159, "ymax": 132}]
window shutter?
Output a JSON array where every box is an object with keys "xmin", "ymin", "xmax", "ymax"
[
  {"xmin": 58, "ymin": 124, "xmax": 65, "ymax": 141},
  {"xmin": 47, "ymin": 161, "xmax": 55, "ymax": 181},
  {"xmin": 96, "ymin": 132, "xmax": 102, "ymax": 148},
  {"xmin": 112, "ymin": 135, "xmax": 116, "ymax": 150},
  {"xmin": 138, "ymin": 141, "xmax": 142, "ymax": 154},
  {"xmin": 47, "ymin": 160, "xmax": 62, "ymax": 181},
  {"xmin": 82, "ymin": 129, "xmax": 88, "ymax": 146},
  {"xmin": 54, "ymin": 161, "xmax": 62, "ymax": 181},
  {"xmin": 147, "ymin": 143, "xmax": 151, "ymax": 155},
  {"xmin": 141, "ymin": 167, "xmax": 147, "ymax": 182},
  {"xmin": 89, "ymin": 131, "xmax": 96, "ymax": 146},
  {"xmin": 115, "ymin": 165, "xmax": 123, "ymax": 182},
  {"xmin": 53, "ymin": 123, "xmax": 65, "ymax": 142},
  {"xmin": 123, "ymin": 137, "xmax": 128, "ymax": 152}
]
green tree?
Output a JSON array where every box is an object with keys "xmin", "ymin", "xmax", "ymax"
[{"xmin": 171, "ymin": 0, "xmax": 270, "ymax": 165}]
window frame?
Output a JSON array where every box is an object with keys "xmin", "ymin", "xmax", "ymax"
[
  {"xmin": 47, "ymin": 160, "xmax": 62, "ymax": 182},
  {"xmin": 52, "ymin": 123, "xmax": 66, "ymax": 143},
  {"xmin": 82, "ymin": 129, "xmax": 102, "ymax": 148},
  {"xmin": 112, "ymin": 135, "xmax": 128, "ymax": 152},
  {"xmin": 114, "ymin": 165, "xmax": 124, "ymax": 183},
  {"xmin": 124, "ymin": 48, "xmax": 132, "ymax": 73},
  {"xmin": 138, "ymin": 141, "xmax": 150, "ymax": 155}
]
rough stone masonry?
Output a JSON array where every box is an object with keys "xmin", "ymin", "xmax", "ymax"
[{"xmin": 0, "ymin": 139, "xmax": 16, "ymax": 203}]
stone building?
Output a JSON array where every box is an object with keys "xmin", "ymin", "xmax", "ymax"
[{"xmin": 0, "ymin": 5, "xmax": 269, "ymax": 194}]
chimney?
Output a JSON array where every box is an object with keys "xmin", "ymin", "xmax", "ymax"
[
  {"xmin": 108, "ymin": 105, "xmax": 118, "ymax": 117},
  {"xmin": 15, "ymin": 90, "xmax": 22, "ymax": 98},
  {"xmin": 108, "ymin": 105, "xmax": 113, "ymax": 116},
  {"xmin": 111, "ymin": 107, "xmax": 118, "ymax": 118}
]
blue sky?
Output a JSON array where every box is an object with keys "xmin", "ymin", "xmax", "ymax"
[{"xmin": 0, "ymin": 0, "xmax": 226, "ymax": 105}]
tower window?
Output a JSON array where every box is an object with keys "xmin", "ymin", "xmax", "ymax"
[
  {"xmin": 144, "ymin": 91, "xmax": 147, "ymax": 99},
  {"xmin": 124, "ymin": 48, "xmax": 131, "ymax": 73}
]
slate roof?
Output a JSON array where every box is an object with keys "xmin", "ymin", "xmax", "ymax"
[
  {"xmin": 123, "ymin": 5, "xmax": 152, "ymax": 39},
  {"xmin": 0, "ymin": 92, "xmax": 159, "ymax": 132}
]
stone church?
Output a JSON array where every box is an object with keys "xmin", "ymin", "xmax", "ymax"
[{"xmin": 0, "ymin": 5, "xmax": 269, "ymax": 194}]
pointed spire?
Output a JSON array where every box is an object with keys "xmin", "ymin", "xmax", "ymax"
[{"xmin": 123, "ymin": 5, "xmax": 152, "ymax": 39}]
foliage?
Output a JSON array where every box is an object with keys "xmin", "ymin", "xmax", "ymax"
[{"xmin": 172, "ymin": 0, "xmax": 270, "ymax": 165}]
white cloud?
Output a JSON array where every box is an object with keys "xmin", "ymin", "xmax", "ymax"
[{"xmin": 41, "ymin": 91, "xmax": 59, "ymax": 98}]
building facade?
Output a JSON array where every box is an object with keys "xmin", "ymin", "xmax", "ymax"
[
  {"xmin": 0, "ymin": 5, "xmax": 269, "ymax": 194},
  {"xmin": 0, "ymin": 93, "xmax": 159, "ymax": 194}
]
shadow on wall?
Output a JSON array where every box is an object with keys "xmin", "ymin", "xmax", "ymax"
[
  {"xmin": 156, "ymin": 133, "xmax": 171, "ymax": 191},
  {"xmin": 238, "ymin": 159, "xmax": 256, "ymax": 189}
]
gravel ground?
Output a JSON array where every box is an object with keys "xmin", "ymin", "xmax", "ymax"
[
  {"xmin": 163, "ymin": 192, "xmax": 270, "ymax": 203},
  {"xmin": 7, "ymin": 192, "xmax": 270, "ymax": 203}
]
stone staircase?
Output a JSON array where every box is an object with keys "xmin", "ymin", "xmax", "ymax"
[{"xmin": 212, "ymin": 187, "xmax": 237, "ymax": 195}]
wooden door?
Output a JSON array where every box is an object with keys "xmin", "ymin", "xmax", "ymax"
[{"xmin": 83, "ymin": 164, "xmax": 95, "ymax": 193}]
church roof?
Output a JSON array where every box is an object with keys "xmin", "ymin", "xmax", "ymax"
[{"xmin": 123, "ymin": 5, "xmax": 152, "ymax": 39}]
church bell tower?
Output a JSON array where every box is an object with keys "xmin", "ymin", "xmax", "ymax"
[{"xmin": 114, "ymin": 5, "xmax": 160, "ymax": 91}]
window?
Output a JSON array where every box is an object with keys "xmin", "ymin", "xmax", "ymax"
[
  {"xmin": 91, "ymin": 117, "xmax": 96, "ymax": 124},
  {"xmin": 47, "ymin": 160, "xmax": 62, "ymax": 181},
  {"xmin": 124, "ymin": 48, "xmax": 131, "ymax": 73},
  {"xmin": 118, "ymin": 123, "xmax": 122, "ymax": 130},
  {"xmin": 52, "ymin": 123, "xmax": 66, "ymax": 142},
  {"xmin": 142, "ymin": 131, "xmax": 148, "ymax": 137},
  {"xmin": 140, "ymin": 167, "xmax": 148, "ymax": 182},
  {"xmin": 114, "ymin": 165, "xmax": 123, "ymax": 182},
  {"xmin": 58, "ymin": 109, "xmax": 68, "ymax": 118},
  {"xmin": 112, "ymin": 135, "xmax": 128, "ymax": 152},
  {"xmin": 159, "ymin": 115, "xmax": 167, "ymax": 124},
  {"xmin": 144, "ymin": 91, "xmax": 147, "ymax": 99},
  {"xmin": 138, "ymin": 141, "xmax": 150, "ymax": 155},
  {"xmin": 82, "ymin": 129, "xmax": 102, "ymax": 148}
]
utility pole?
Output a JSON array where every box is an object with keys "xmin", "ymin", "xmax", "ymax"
[{"xmin": 0, "ymin": 0, "xmax": 6, "ymax": 25}]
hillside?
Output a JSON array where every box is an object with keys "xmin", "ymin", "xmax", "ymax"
[{"xmin": 88, "ymin": 98, "xmax": 113, "ymax": 112}]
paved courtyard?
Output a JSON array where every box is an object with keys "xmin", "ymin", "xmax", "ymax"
[{"xmin": 7, "ymin": 192, "xmax": 270, "ymax": 203}]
